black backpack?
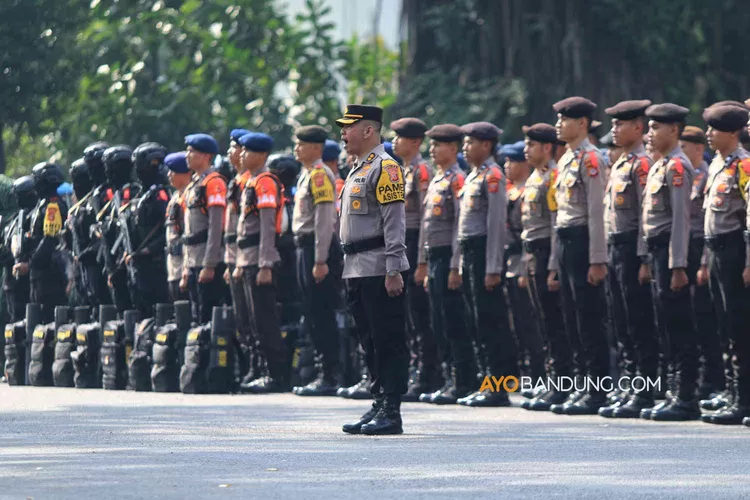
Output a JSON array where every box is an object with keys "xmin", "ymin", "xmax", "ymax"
[
  {"xmin": 151, "ymin": 323, "xmax": 181, "ymax": 392},
  {"xmin": 52, "ymin": 323, "xmax": 77, "ymax": 388},
  {"xmin": 71, "ymin": 323, "xmax": 101, "ymax": 389},
  {"xmin": 179, "ymin": 324, "xmax": 211, "ymax": 394},
  {"xmin": 28, "ymin": 322, "xmax": 55, "ymax": 386},
  {"xmin": 207, "ymin": 325, "xmax": 236, "ymax": 394},
  {"xmin": 101, "ymin": 320, "xmax": 129, "ymax": 390},
  {"xmin": 3, "ymin": 320, "xmax": 27, "ymax": 386},
  {"xmin": 128, "ymin": 318, "xmax": 155, "ymax": 391}
]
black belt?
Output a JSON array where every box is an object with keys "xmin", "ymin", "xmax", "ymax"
[
  {"xmin": 505, "ymin": 241, "xmax": 522, "ymax": 256},
  {"xmin": 224, "ymin": 234, "xmax": 237, "ymax": 244},
  {"xmin": 182, "ymin": 229, "xmax": 208, "ymax": 246},
  {"xmin": 166, "ymin": 242, "xmax": 183, "ymax": 256},
  {"xmin": 425, "ymin": 245, "xmax": 452, "ymax": 260},
  {"xmin": 237, "ymin": 233, "xmax": 260, "ymax": 249},
  {"xmin": 645, "ymin": 232, "xmax": 670, "ymax": 251},
  {"xmin": 341, "ymin": 236, "xmax": 385, "ymax": 255},
  {"xmin": 523, "ymin": 238, "xmax": 550, "ymax": 253},
  {"xmin": 608, "ymin": 230, "xmax": 638, "ymax": 245},
  {"xmin": 705, "ymin": 230, "xmax": 744, "ymax": 251},
  {"xmin": 555, "ymin": 225, "xmax": 588, "ymax": 240},
  {"xmin": 459, "ymin": 235, "xmax": 487, "ymax": 252},
  {"xmin": 294, "ymin": 233, "xmax": 315, "ymax": 248}
]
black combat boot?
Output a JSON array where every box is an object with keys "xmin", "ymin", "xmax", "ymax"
[
  {"xmin": 702, "ymin": 404, "xmax": 750, "ymax": 425},
  {"xmin": 343, "ymin": 396, "xmax": 383, "ymax": 435},
  {"xmin": 611, "ymin": 394, "xmax": 654, "ymax": 418},
  {"xmin": 598, "ymin": 391, "xmax": 631, "ymax": 418},
  {"xmin": 650, "ymin": 399, "xmax": 700, "ymax": 421},
  {"xmin": 463, "ymin": 390, "xmax": 511, "ymax": 407},
  {"xmin": 550, "ymin": 390, "xmax": 584, "ymax": 414},
  {"xmin": 242, "ymin": 376, "xmax": 286, "ymax": 394},
  {"xmin": 295, "ymin": 369, "xmax": 340, "ymax": 397},
  {"xmin": 640, "ymin": 397, "xmax": 672, "ymax": 419},
  {"xmin": 700, "ymin": 390, "xmax": 732, "ymax": 411},
  {"xmin": 361, "ymin": 395, "xmax": 403, "ymax": 435},
  {"xmin": 742, "ymin": 416, "xmax": 750, "ymax": 427},
  {"xmin": 563, "ymin": 391, "xmax": 608, "ymax": 415}
]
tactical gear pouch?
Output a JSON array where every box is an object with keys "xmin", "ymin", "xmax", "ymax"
[
  {"xmin": 3, "ymin": 320, "xmax": 27, "ymax": 385},
  {"xmin": 28, "ymin": 322, "xmax": 55, "ymax": 386},
  {"xmin": 207, "ymin": 327, "xmax": 235, "ymax": 394},
  {"xmin": 128, "ymin": 318, "xmax": 155, "ymax": 391},
  {"xmin": 101, "ymin": 320, "xmax": 128, "ymax": 390},
  {"xmin": 72, "ymin": 323, "xmax": 101, "ymax": 388},
  {"xmin": 52, "ymin": 324, "xmax": 76, "ymax": 387},
  {"xmin": 151, "ymin": 323, "xmax": 181, "ymax": 392},
  {"xmin": 179, "ymin": 324, "xmax": 211, "ymax": 394}
]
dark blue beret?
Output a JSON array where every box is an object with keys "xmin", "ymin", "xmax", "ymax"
[
  {"xmin": 165, "ymin": 152, "xmax": 189, "ymax": 173},
  {"xmin": 239, "ymin": 132, "xmax": 274, "ymax": 153},
  {"xmin": 230, "ymin": 128, "xmax": 252, "ymax": 143},
  {"xmin": 502, "ymin": 141, "xmax": 527, "ymax": 162},
  {"xmin": 185, "ymin": 133, "xmax": 219, "ymax": 154},
  {"xmin": 461, "ymin": 122, "xmax": 503, "ymax": 141},
  {"xmin": 383, "ymin": 141, "xmax": 402, "ymax": 165},
  {"xmin": 323, "ymin": 139, "xmax": 341, "ymax": 162}
]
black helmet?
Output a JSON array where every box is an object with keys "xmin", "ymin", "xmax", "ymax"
[
  {"xmin": 132, "ymin": 142, "xmax": 167, "ymax": 185},
  {"xmin": 83, "ymin": 142, "xmax": 110, "ymax": 185},
  {"xmin": 12, "ymin": 175, "xmax": 38, "ymax": 210},
  {"xmin": 267, "ymin": 154, "xmax": 301, "ymax": 191},
  {"xmin": 70, "ymin": 157, "xmax": 94, "ymax": 199},
  {"xmin": 102, "ymin": 145, "xmax": 134, "ymax": 187},
  {"xmin": 213, "ymin": 155, "xmax": 236, "ymax": 182},
  {"xmin": 31, "ymin": 162, "xmax": 65, "ymax": 197}
]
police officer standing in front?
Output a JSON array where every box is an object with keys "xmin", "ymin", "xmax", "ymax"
[
  {"xmin": 165, "ymin": 152, "xmax": 191, "ymax": 302},
  {"xmin": 641, "ymin": 103, "xmax": 697, "ymax": 421},
  {"xmin": 291, "ymin": 125, "xmax": 343, "ymax": 396},
  {"xmin": 699, "ymin": 104, "xmax": 750, "ymax": 425},
  {"xmin": 336, "ymin": 105, "xmax": 410, "ymax": 435},
  {"xmin": 180, "ymin": 134, "xmax": 228, "ymax": 324},
  {"xmin": 2, "ymin": 176, "xmax": 36, "ymax": 321},
  {"xmin": 552, "ymin": 97, "xmax": 610, "ymax": 415}
]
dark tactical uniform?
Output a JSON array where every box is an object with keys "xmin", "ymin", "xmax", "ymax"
[
  {"xmin": 1, "ymin": 177, "xmax": 36, "ymax": 321},
  {"xmin": 21, "ymin": 163, "xmax": 69, "ymax": 323},
  {"xmin": 65, "ymin": 159, "xmax": 100, "ymax": 307},
  {"xmin": 641, "ymin": 106, "xmax": 697, "ymax": 421},
  {"xmin": 700, "ymin": 104, "xmax": 750, "ymax": 425}
]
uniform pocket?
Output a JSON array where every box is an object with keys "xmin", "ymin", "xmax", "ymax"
[
  {"xmin": 710, "ymin": 193, "xmax": 730, "ymax": 212},
  {"xmin": 613, "ymin": 180, "xmax": 632, "ymax": 210},
  {"xmin": 346, "ymin": 191, "xmax": 369, "ymax": 215}
]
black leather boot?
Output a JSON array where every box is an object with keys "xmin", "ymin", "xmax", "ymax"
[
  {"xmin": 343, "ymin": 397, "xmax": 383, "ymax": 435},
  {"xmin": 295, "ymin": 372, "xmax": 340, "ymax": 397},
  {"xmin": 702, "ymin": 404, "xmax": 750, "ymax": 425},
  {"xmin": 463, "ymin": 390, "xmax": 511, "ymax": 407},
  {"xmin": 611, "ymin": 394, "xmax": 654, "ymax": 418},
  {"xmin": 242, "ymin": 376, "xmax": 286, "ymax": 394},
  {"xmin": 743, "ymin": 416, "xmax": 750, "ymax": 427},
  {"xmin": 361, "ymin": 395, "xmax": 403, "ymax": 435},
  {"xmin": 563, "ymin": 392, "xmax": 608, "ymax": 415},
  {"xmin": 700, "ymin": 390, "xmax": 732, "ymax": 411},
  {"xmin": 598, "ymin": 394, "xmax": 630, "ymax": 418},
  {"xmin": 640, "ymin": 397, "xmax": 672, "ymax": 419},
  {"xmin": 650, "ymin": 399, "xmax": 700, "ymax": 421},
  {"xmin": 550, "ymin": 390, "xmax": 583, "ymax": 414}
]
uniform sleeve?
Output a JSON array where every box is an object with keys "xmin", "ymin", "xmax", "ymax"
[
  {"xmin": 547, "ymin": 171, "xmax": 559, "ymax": 271},
  {"xmin": 142, "ymin": 192, "xmax": 169, "ymax": 257},
  {"xmin": 375, "ymin": 159, "xmax": 407, "ymax": 272},
  {"xmin": 741, "ymin": 160, "xmax": 750, "ymax": 267},
  {"xmin": 582, "ymin": 151, "xmax": 608, "ymax": 264},
  {"xmin": 414, "ymin": 165, "xmax": 431, "ymax": 266},
  {"xmin": 633, "ymin": 157, "xmax": 651, "ymax": 258},
  {"xmin": 450, "ymin": 174, "xmax": 465, "ymax": 270},
  {"xmin": 202, "ymin": 205, "xmax": 224, "ymax": 268},
  {"xmin": 31, "ymin": 200, "xmax": 67, "ymax": 269},
  {"xmin": 666, "ymin": 159, "xmax": 690, "ymax": 269},
  {"xmin": 256, "ymin": 177, "xmax": 281, "ymax": 269},
  {"xmin": 311, "ymin": 169, "xmax": 335, "ymax": 263},
  {"xmin": 205, "ymin": 177, "xmax": 227, "ymax": 208},
  {"xmin": 417, "ymin": 206, "xmax": 428, "ymax": 265},
  {"xmin": 484, "ymin": 167, "xmax": 506, "ymax": 275}
]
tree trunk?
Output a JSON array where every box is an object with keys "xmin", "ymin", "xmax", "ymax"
[{"xmin": 0, "ymin": 121, "xmax": 5, "ymax": 175}]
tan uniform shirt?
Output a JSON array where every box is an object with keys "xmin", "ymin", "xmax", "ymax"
[
  {"xmin": 165, "ymin": 190, "xmax": 185, "ymax": 282},
  {"xmin": 521, "ymin": 160, "xmax": 559, "ymax": 271},
  {"xmin": 224, "ymin": 169, "xmax": 252, "ymax": 266},
  {"xmin": 506, "ymin": 179, "xmax": 526, "ymax": 278},
  {"xmin": 182, "ymin": 170, "xmax": 226, "ymax": 269},
  {"xmin": 418, "ymin": 163, "xmax": 464, "ymax": 269},
  {"xmin": 690, "ymin": 160, "xmax": 708, "ymax": 238},
  {"xmin": 292, "ymin": 160, "xmax": 337, "ymax": 263},
  {"xmin": 236, "ymin": 167, "xmax": 281, "ymax": 268}
]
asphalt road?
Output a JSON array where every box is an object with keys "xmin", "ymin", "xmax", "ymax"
[{"xmin": 1, "ymin": 385, "xmax": 749, "ymax": 500}]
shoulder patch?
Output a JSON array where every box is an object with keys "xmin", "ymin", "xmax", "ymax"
[
  {"xmin": 547, "ymin": 170, "xmax": 558, "ymax": 212},
  {"xmin": 739, "ymin": 159, "xmax": 750, "ymax": 201},
  {"xmin": 486, "ymin": 166, "xmax": 502, "ymax": 193},
  {"xmin": 205, "ymin": 176, "xmax": 227, "ymax": 208},
  {"xmin": 376, "ymin": 159, "xmax": 405, "ymax": 204},
  {"xmin": 584, "ymin": 151, "xmax": 600, "ymax": 177},
  {"xmin": 636, "ymin": 157, "xmax": 650, "ymax": 186},
  {"xmin": 157, "ymin": 189, "xmax": 169, "ymax": 202},
  {"xmin": 310, "ymin": 169, "xmax": 334, "ymax": 204},
  {"xmin": 740, "ymin": 158, "xmax": 750, "ymax": 175},
  {"xmin": 451, "ymin": 173, "xmax": 465, "ymax": 196},
  {"xmin": 43, "ymin": 202, "xmax": 63, "ymax": 236},
  {"xmin": 255, "ymin": 175, "xmax": 280, "ymax": 209},
  {"xmin": 669, "ymin": 158, "xmax": 685, "ymax": 187},
  {"xmin": 417, "ymin": 163, "xmax": 430, "ymax": 191}
]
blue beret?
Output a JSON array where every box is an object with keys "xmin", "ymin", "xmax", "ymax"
[
  {"xmin": 57, "ymin": 182, "xmax": 73, "ymax": 196},
  {"xmin": 323, "ymin": 139, "xmax": 341, "ymax": 162},
  {"xmin": 457, "ymin": 153, "xmax": 469, "ymax": 172},
  {"xmin": 383, "ymin": 141, "xmax": 402, "ymax": 165},
  {"xmin": 502, "ymin": 141, "xmax": 526, "ymax": 162},
  {"xmin": 185, "ymin": 133, "xmax": 218, "ymax": 155},
  {"xmin": 165, "ymin": 152, "xmax": 189, "ymax": 173},
  {"xmin": 230, "ymin": 128, "xmax": 252, "ymax": 143},
  {"xmin": 238, "ymin": 132, "xmax": 274, "ymax": 153}
]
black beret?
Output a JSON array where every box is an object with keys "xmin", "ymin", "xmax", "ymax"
[
  {"xmin": 553, "ymin": 96, "xmax": 597, "ymax": 118},
  {"xmin": 702, "ymin": 104, "xmax": 749, "ymax": 132},
  {"xmin": 295, "ymin": 125, "xmax": 329, "ymax": 144},
  {"xmin": 426, "ymin": 124, "xmax": 463, "ymax": 143},
  {"xmin": 605, "ymin": 99, "xmax": 652, "ymax": 120},
  {"xmin": 707, "ymin": 100, "xmax": 749, "ymax": 111},
  {"xmin": 645, "ymin": 103, "xmax": 689, "ymax": 123},
  {"xmin": 335, "ymin": 104, "xmax": 383, "ymax": 127},
  {"xmin": 522, "ymin": 123, "xmax": 557, "ymax": 144},
  {"xmin": 390, "ymin": 117, "xmax": 428, "ymax": 138},
  {"xmin": 680, "ymin": 126, "xmax": 706, "ymax": 144},
  {"xmin": 460, "ymin": 121, "xmax": 502, "ymax": 141}
]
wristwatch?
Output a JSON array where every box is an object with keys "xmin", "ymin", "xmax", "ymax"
[{"xmin": 387, "ymin": 270, "xmax": 399, "ymax": 277}]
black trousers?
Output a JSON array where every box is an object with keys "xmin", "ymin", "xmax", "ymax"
[
  {"xmin": 188, "ymin": 263, "xmax": 228, "ymax": 324},
  {"xmin": 556, "ymin": 227, "xmax": 609, "ymax": 383},
  {"xmin": 228, "ymin": 264, "xmax": 254, "ymax": 341},
  {"xmin": 506, "ymin": 274, "xmax": 545, "ymax": 380},
  {"xmin": 347, "ymin": 274, "xmax": 409, "ymax": 396},
  {"xmin": 169, "ymin": 280, "xmax": 188, "ymax": 303},
  {"xmin": 427, "ymin": 246, "xmax": 472, "ymax": 387},
  {"xmin": 687, "ymin": 237, "xmax": 724, "ymax": 391},
  {"xmin": 405, "ymin": 229, "xmax": 435, "ymax": 374},
  {"xmin": 609, "ymin": 235, "xmax": 658, "ymax": 385},
  {"xmin": 82, "ymin": 259, "xmax": 111, "ymax": 307},
  {"xmin": 242, "ymin": 264, "xmax": 286, "ymax": 383},
  {"xmin": 30, "ymin": 276, "xmax": 66, "ymax": 324},
  {"xmin": 648, "ymin": 235, "xmax": 697, "ymax": 401},
  {"xmin": 526, "ymin": 239, "xmax": 574, "ymax": 379},
  {"xmin": 606, "ymin": 252, "xmax": 632, "ymax": 379},
  {"xmin": 5, "ymin": 275, "xmax": 30, "ymax": 323},
  {"xmin": 132, "ymin": 259, "xmax": 170, "ymax": 319},
  {"xmin": 461, "ymin": 236, "xmax": 516, "ymax": 378},
  {"xmin": 296, "ymin": 240, "xmax": 341, "ymax": 377},
  {"xmin": 109, "ymin": 267, "xmax": 133, "ymax": 314},
  {"xmin": 707, "ymin": 231, "xmax": 750, "ymax": 406}
]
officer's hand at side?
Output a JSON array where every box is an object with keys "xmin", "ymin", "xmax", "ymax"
[
  {"xmin": 484, "ymin": 273, "xmax": 501, "ymax": 291},
  {"xmin": 12, "ymin": 262, "xmax": 29, "ymax": 277},
  {"xmin": 198, "ymin": 266, "xmax": 215, "ymax": 284},
  {"xmin": 743, "ymin": 267, "xmax": 750, "ymax": 287},
  {"xmin": 312, "ymin": 262, "xmax": 329, "ymax": 283},
  {"xmin": 257, "ymin": 267, "xmax": 273, "ymax": 285},
  {"xmin": 179, "ymin": 270, "xmax": 188, "ymax": 292},
  {"xmin": 124, "ymin": 253, "xmax": 132, "ymax": 265},
  {"xmin": 66, "ymin": 279, "xmax": 74, "ymax": 296},
  {"xmin": 638, "ymin": 263, "xmax": 652, "ymax": 285},
  {"xmin": 232, "ymin": 266, "xmax": 244, "ymax": 280},
  {"xmin": 698, "ymin": 265, "xmax": 709, "ymax": 287},
  {"xmin": 518, "ymin": 276, "xmax": 527, "ymax": 289},
  {"xmin": 385, "ymin": 273, "xmax": 404, "ymax": 297},
  {"xmin": 587, "ymin": 264, "xmax": 607, "ymax": 286},
  {"xmin": 423, "ymin": 276, "xmax": 429, "ymax": 292},
  {"xmin": 414, "ymin": 263, "xmax": 428, "ymax": 286},
  {"xmin": 547, "ymin": 271, "xmax": 560, "ymax": 291},
  {"xmin": 448, "ymin": 269, "xmax": 462, "ymax": 290},
  {"xmin": 223, "ymin": 268, "xmax": 231, "ymax": 284},
  {"xmin": 670, "ymin": 268, "xmax": 688, "ymax": 291}
]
